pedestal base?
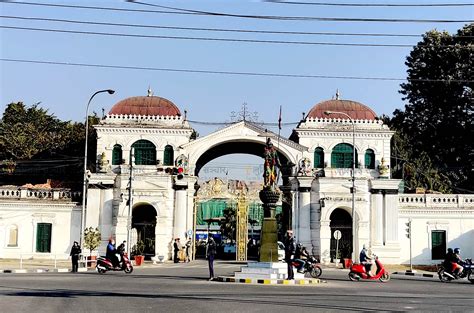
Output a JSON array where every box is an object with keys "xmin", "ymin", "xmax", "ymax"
[{"xmin": 234, "ymin": 261, "xmax": 305, "ymax": 280}]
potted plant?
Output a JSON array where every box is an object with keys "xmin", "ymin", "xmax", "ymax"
[
  {"xmin": 132, "ymin": 240, "xmax": 145, "ymax": 266},
  {"xmin": 340, "ymin": 241, "xmax": 352, "ymax": 269},
  {"xmin": 83, "ymin": 227, "xmax": 101, "ymax": 267}
]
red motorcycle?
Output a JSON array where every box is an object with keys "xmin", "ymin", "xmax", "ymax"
[
  {"xmin": 348, "ymin": 255, "xmax": 390, "ymax": 282},
  {"xmin": 96, "ymin": 252, "xmax": 133, "ymax": 274}
]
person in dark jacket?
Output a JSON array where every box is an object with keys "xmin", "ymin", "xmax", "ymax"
[
  {"xmin": 69, "ymin": 241, "xmax": 81, "ymax": 272},
  {"xmin": 106, "ymin": 239, "xmax": 119, "ymax": 268},
  {"xmin": 173, "ymin": 238, "xmax": 181, "ymax": 263},
  {"xmin": 284, "ymin": 230, "xmax": 296, "ymax": 280},
  {"xmin": 207, "ymin": 236, "xmax": 217, "ymax": 280}
]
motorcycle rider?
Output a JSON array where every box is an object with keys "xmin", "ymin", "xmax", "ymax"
[
  {"xmin": 360, "ymin": 244, "xmax": 373, "ymax": 277},
  {"xmin": 106, "ymin": 239, "xmax": 119, "ymax": 269},
  {"xmin": 452, "ymin": 248, "xmax": 463, "ymax": 276},
  {"xmin": 116, "ymin": 241, "xmax": 126, "ymax": 268},
  {"xmin": 443, "ymin": 248, "xmax": 454, "ymax": 273},
  {"xmin": 294, "ymin": 243, "xmax": 309, "ymax": 273}
]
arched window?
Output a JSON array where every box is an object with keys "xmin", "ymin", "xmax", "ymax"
[
  {"xmin": 365, "ymin": 149, "xmax": 375, "ymax": 169},
  {"xmin": 314, "ymin": 147, "xmax": 325, "ymax": 168},
  {"xmin": 8, "ymin": 225, "xmax": 18, "ymax": 247},
  {"xmin": 131, "ymin": 140, "xmax": 156, "ymax": 165},
  {"xmin": 112, "ymin": 144, "xmax": 123, "ymax": 165},
  {"xmin": 163, "ymin": 145, "xmax": 174, "ymax": 166},
  {"xmin": 331, "ymin": 143, "xmax": 358, "ymax": 168}
]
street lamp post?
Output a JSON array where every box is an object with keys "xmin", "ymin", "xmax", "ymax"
[
  {"xmin": 324, "ymin": 110, "xmax": 356, "ymax": 261},
  {"xmin": 80, "ymin": 89, "xmax": 115, "ymax": 252}
]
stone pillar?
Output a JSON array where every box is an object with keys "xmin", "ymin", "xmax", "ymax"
[
  {"xmin": 173, "ymin": 180, "xmax": 188, "ymax": 240},
  {"xmin": 310, "ymin": 192, "xmax": 321, "ymax": 258},
  {"xmin": 297, "ymin": 177, "xmax": 313, "ymax": 248},
  {"xmin": 259, "ymin": 189, "xmax": 280, "ymax": 263},
  {"xmin": 371, "ymin": 190, "xmax": 384, "ymax": 246},
  {"xmin": 319, "ymin": 220, "xmax": 331, "ymax": 264}
]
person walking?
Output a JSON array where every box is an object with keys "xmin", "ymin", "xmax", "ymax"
[
  {"xmin": 207, "ymin": 236, "xmax": 217, "ymax": 281},
  {"xmin": 185, "ymin": 238, "xmax": 192, "ymax": 263},
  {"xmin": 284, "ymin": 230, "xmax": 296, "ymax": 280},
  {"xmin": 70, "ymin": 241, "xmax": 81, "ymax": 273},
  {"xmin": 173, "ymin": 238, "xmax": 181, "ymax": 263}
]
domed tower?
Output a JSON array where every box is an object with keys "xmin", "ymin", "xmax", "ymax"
[
  {"xmin": 95, "ymin": 88, "xmax": 194, "ymax": 168},
  {"xmin": 292, "ymin": 94, "xmax": 392, "ymax": 176}
]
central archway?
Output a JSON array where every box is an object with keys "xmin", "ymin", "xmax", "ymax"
[
  {"xmin": 194, "ymin": 141, "xmax": 290, "ymax": 177},
  {"xmin": 329, "ymin": 208, "xmax": 352, "ymax": 262},
  {"xmin": 132, "ymin": 203, "xmax": 157, "ymax": 257}
]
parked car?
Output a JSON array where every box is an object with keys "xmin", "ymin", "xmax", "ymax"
[{"xmin": 278, "ymin": 241, "xmax": 285, "ymax": 261}]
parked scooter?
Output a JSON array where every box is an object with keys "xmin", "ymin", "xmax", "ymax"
[
  {"xmin": 291, "ymin": 255, "xmax": 322, "ymax": 278},
  {"xmin": 348, "ymin": 255, "xmax": 390, "ymax": 282},
  {"xmin": 438, "ymin": 258, "xmax": 474, "ymax": 283},
  {"xmin": 96, "ymin": 252, "xmax": 133, "ymax": 274}
]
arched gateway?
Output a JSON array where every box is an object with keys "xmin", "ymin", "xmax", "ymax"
[{"xmin": 87, "ymin": 91, "xmax": 402, "ymax": 264}]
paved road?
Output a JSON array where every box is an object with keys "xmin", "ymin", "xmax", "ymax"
[{"xmin": 0, "ymin": 261, "xmax": 472, "ymax": 312}]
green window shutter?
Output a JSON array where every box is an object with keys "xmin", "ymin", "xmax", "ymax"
[
  {"xmin": 132, "ymin": 140, "xmax": 156, "ymax": 165},
  {"xmin": 36, "ymin": 223, "xmax": 52, "ymax": 253},
  {"xmin": 163, "ymin": 145, "xmax": 174, "ymax": 166},
  {"xmin": 431, "ymin": 231, "xmax": 446, "ymax": 260},
  {"xmin": 364, "ymin": 149, "xmax": 375, "ymax": 169},
  {"xmin": 112, "ymin": 144, "xmax": 122, "ymax": 165},
  {"xmin": 314, "ymin": 147, "xmax": 324, "ymax": 168},
  {"xmin": 331, "ymin": 143, "xmax": 358, "ymax": 168}
]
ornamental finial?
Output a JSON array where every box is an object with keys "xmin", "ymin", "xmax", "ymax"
[
  {"xmin": 335, "ymin": 89, "xmax": 340, "ymax": 100},
  {"xmin": 147, "ymin": 86, "xmax": 153, "ymax": 97}
]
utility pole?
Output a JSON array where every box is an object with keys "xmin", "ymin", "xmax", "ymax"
[
  {"xmin": 126, "ymin": 148, "xmax": 134, "ymax": 254},
  {"xmin": 405, "ymin": 219, "xmax": 412, "ymax": 272}
]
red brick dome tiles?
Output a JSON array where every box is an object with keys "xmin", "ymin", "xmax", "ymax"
[
  {"xmin": 109, "ymin": 96, "xmax": 181, "ymax": 116},
  {"xmin": 307, "ymin": 99, "xmax": 377, "ymax": 120}
]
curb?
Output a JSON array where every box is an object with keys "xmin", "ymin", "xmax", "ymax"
[
  {"xmin": 215, "ymin": 276, "xmax": 323, "ymax": 285},
  {"xmin": 0, "ymin": 268, "xmax": 94, "ymax": 274},
  {"xmin": 393, "ymin": 271, "xmax": 436, "ymax": 278}
]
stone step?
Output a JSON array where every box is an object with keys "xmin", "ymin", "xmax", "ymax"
[
  {"xmin": 240, "ymin": 267, "xmax": 285, "ymax": 274},
  {"xmin": 235, "ymin": 272, "xmax": 286, "ymax": 280}
]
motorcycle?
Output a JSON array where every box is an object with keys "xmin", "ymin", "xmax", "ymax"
[
  {"xmin": 291, "ymin": 255, "xmax": 322, "ymax": 278},
  {"xmin": 96, "ymin": 252, "xmax": 134, "ymax": 274},
  {"xmin": 438, "ymin": 258, "xmax": 474, "ymax": 283},
  {"xmin": 348, "ymin": 255, "xmax": 390, "ymax": 282}
]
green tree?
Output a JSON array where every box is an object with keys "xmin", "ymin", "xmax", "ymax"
[
  {"xmin": 83, "ymin": 227, "xmax": 101, "ymax": 257},
  {"xmin": 392, "ymin": 24, "xmax": 473, "ymax": 192},
  {"xmin": 220, "ymin": 206, "xmax": 236, "ymax": 243}
]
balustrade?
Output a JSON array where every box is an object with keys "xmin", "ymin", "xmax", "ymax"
[{"xmin": 0, "ymin": 187, "xmax": 81, "ymax": 201}]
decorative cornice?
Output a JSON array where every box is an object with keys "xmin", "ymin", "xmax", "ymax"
[{"xmin": 95, "ymin": 126, "xmax": 193, "ymax": 135}]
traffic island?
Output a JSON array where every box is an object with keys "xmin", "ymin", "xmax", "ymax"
[{"xmin": 215, "ymin": 276, "xmax": 323, "ymax": 285}]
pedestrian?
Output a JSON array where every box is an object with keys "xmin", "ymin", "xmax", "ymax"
[
  {"xmin": 173, "ymin": 238, "xmax": 180, "ymax": 263},
  {"xmin": 284, "ymin": 230, "xmax": 296, "ymax": 280},
  {"xmin": 207, "ymin": 236, "xmax": 217, "ymax": 281},
  {"xmin": 185, "ymin": 238, "xmax": 192, "ymax": 263},
  {"xmin": 70, "ymin": 241, "xmax": 81, "ymax": 273}
]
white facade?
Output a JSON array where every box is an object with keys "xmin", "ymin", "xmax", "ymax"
[{"xmin": 1, "ymin": 95, "xmax": 473, "ymax": 264}]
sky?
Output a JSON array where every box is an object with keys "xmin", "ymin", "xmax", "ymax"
[{"xmin": 0, "ymin": 0, "xmax": 472, "ymax": 180}]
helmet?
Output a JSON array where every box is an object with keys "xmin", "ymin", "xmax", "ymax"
[
  {"xmin": 447, "ymin": 248, "xmax": 453, "ymax": 254},
  {"xmin": 454, "ymin": 248, "xmax": 460, "ymax": 254}
]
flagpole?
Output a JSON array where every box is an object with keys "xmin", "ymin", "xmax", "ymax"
[{"xmin": 277, "ymin": 105, "xmax": 282, "ymax": 183}]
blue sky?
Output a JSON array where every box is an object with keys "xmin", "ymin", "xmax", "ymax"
[{"xmin": 0, "ymin": 1, "xmax": 471, "ymax": 180}]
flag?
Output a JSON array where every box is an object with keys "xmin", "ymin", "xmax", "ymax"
[{"xmin": 278, "ymin": 105, "xmax": 282, "ymax": 130}]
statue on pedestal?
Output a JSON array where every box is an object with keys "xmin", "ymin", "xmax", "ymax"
[{"xmin": 263, "ymin": 138, "xmax": 281, "ymax": 189}]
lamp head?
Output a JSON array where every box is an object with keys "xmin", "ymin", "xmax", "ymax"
[
  {"xmin": 324, "ymin": 111, "xmax": 332, "ymax": 115},
  {"xmin": 107, "ymin": 89, "xmax": 115, "ymax": 95}
]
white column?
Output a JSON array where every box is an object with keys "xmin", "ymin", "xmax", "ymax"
[
  {"xmin": 173, "ymin": 181, "xmax": 188, "ymax": 240},
  {"xmin": 319, "ymin": 220, "xmax": 331, "ymax": 264},
  {"xmin": 310, "ymin": 192, "xmax": 321, "ymax": 258},
  {"xmin": 385, "ymin": 193, "xmax": 399, "ymax": 243},
  {"xmin": 297, "ymin": 177, "xmax": 313, "ymax": 248},
  {"xmin": 371, "ymin": 191, "xmax": 384, "ymax": 246}
]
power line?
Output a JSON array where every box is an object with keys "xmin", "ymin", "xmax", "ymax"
[
  {"xmin": 264, "ymin": 0, "xmax": 474, "ymax": 7},
  {"xmin": 128, "ymin": 0, "xmax": 474, "ymax": 23},
  {"xmin": 2, "ymin": 1, "xmax": 473, "ymax": 23},
  {"xmin": 2, "ymin": 58, "xmax": 473, "ymax": 83},
  {"xmin": 0, "ymin": 25, "xmax": 428, "ymax": 48},
  {"xmin": 1, "ymin": 15, "xmax": 439, "ymax": 38}
]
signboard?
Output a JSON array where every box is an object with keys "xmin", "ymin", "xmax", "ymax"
[{"xmin": 333, "ymin": 230, "xmax": 342, "ymax": 240}]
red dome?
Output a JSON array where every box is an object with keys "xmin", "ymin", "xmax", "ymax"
[
  {"xmin": 307, "ymin": 99, "xmax": 377, "ymax": 120},
  {"xmin": 109, "ymin": 96, "xmax": 181, "ymax": 116}
]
